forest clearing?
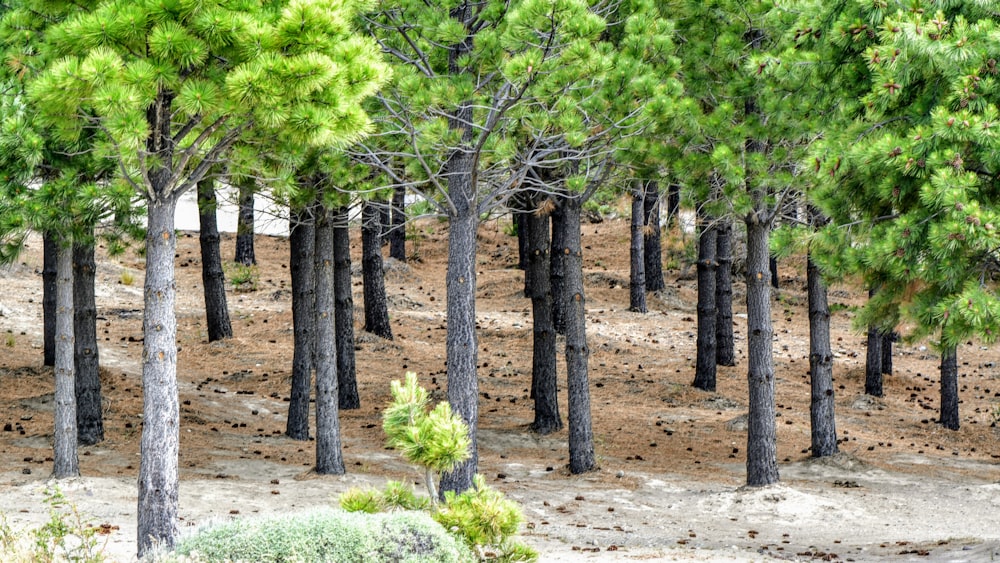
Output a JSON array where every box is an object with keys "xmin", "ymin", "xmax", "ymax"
[{"xmin": 1, "ymin": 217, "xmax": 999, "ymax": 562}]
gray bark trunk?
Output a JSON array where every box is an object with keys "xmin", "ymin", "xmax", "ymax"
[
  {"xmin": 694, "ymin": 207, "xmax": 717, "ymax": 391},
  {"xmin": 314, "ymin": 206, "xmax": 345, "ymax": 474},
  {"xmin": 643, "ymin": 180, "xmax": 665, "ymax": 292},
  {"xmin": 561, "ymin": 198, "xmax": 597, "ymax": 474},
  {"xmin": 715, "ymin": 218, "xmax": 735, "ymax": 366},
  {"xmin": 286, "ymin": 208, "xmax": 315, "ymax": 440},
  {"xmin": 362, "ymin": 200, "xmax": 392, "ymax": 339},
  {"xmin": 138, "ymin": 197, "xmax": 181, "ymax": 554},
  {"xmin": 197, "ymin": 177, "xmax": 232, "ymax": 342},
  {"xmin": 629, "ymin": 185, "xmax": 647, "ymax": 313},
  {"xmin": 666, "ymin": 183, "xmax": 680, "ymax": 228},
  {"xmin": 235, "ymin": 180, "xmax": 255, "ymax": 266},
  {"xmin": 334, "ymin": 206, "xmax": 359, "ymax": 410},
  {"xmin": 389, "ymin": 185, "xmax": 406, "ymax": 262},
  {"xmin": 881, "ymin": 332, "xmax": 894, "ymax": 375},
  {"xmin": 43, "ymin": 232, "xmax": 57, "ymax": 367},
  {"xmin": 939, "ymin": 347, "xmax": 959, "ymax": 430},
  {"xmin": 526, "ymin": 200, "xmax": 561, "ymax": 434},
  {"xmin": 807, "ymin": 254, "xmax": 838, "ymax": 457},
  {"xmin": 550, "ymin": 204, "xmax": 568, "ymax": 335},
  {"xmin": 745, "ymin": 214, "xmax": 779, "ymax": 486},
  {"xmin": 54, "ymin": 240, "xmax": 79, "ymax": 478},
  {"xmin": 73, "ymin": 240, "xmax": 103, "ymax": 446},
  {"xmin": 865, "ymin": 287, "xmax": 884, "ymax": 397}
]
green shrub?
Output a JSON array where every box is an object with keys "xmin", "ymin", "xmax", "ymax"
[{"xmin": 157, "ymin": 509, "xmax": 471, "ymax": 563}]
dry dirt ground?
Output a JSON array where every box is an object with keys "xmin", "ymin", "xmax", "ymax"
[{"xmin": 1, "ymin": 214, "xmax": 1000, "ymax": 562}]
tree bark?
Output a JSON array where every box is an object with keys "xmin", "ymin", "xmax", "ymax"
[
  {"xmin": 939, "ymin": 347, "xmax": 960, "ymax": 430},
  {"xmin": 43, "ymin": 232, "xmax": 57, "ymax": 367},
  {"xmin": 629, "ymin": 184, "xmax": 647, "ymax": 313},
  {"xmin": 526, "ymin": 200, "xmax": 561, "ymax": 434},
  {"xmin": 550, "ymin": 203, "xmax": 568, "ymax": 335},
  {"xmin": 643, "ymin": 180, "xmax": 665, "ymax": 292},
  {"xmin": 138, "ymin": 197, "xmax": 181, "ymax": 554},
  {"xmin": 378, "ymin": 198, "xmax": 391, "ymax": 246},
  {"xmin": 666, "ymin": 183, "xmax": 680, "ymax": 228},
  {"xmin": 362, "ymin": 200, "xmax": 393, "ymax": 339},
  {"xmin": 864, "ymin": 289, "xmax": 884, "ymax": 397},
  {"xmin": 745, "ymin": 214, "xmax": 779, "ymax": 486},
  {"xmin": 314, "ymin": 206, "xmax": 345, "ymax": 474},
  {"xmin": 560, "ymin": 197, "xmax": 597, "ymax": 474},
  {"xmin": 197, "ymin": 177, "xmax": 233, "ymax": 342},
  {"xmin": 286, "ymin": 208, "xmax": 315, "ymax": 440},
  {"xmin": 54, "ymin": 240, "xmax": 79, "ymax": 478},
  {"xmin": 807, "ymin": 254, "xmax": 838, "ymax": 457},
  {"xmin": 715, "ymin": 218, "xmax": 735, "ymax": 366},
  {"xmin": 334, "ymin": 206, "xmax": 360, "ymax": 410},
  {"xmin": 389, "ymin": 185, "xmax": 407, "ymax": 262},
  {"xmin": 693, "ymin": 206, "xmax": 717, "ymax": 391},
  {"xmin": 769, "ymin": 256, "xmax": 779, "ymax": 289},
  {"xmin": 881, "ymin": 331, "xmax": 894, "ymax": 375},
  {"xmin": 234, "ymin": 179, "xmax": 255, "ymax": 266},
  {"xmin": 73, "ymin": 240, "xmax": 103, "ymax": 446}
]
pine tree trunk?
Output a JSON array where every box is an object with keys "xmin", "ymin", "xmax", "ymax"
[
  {"xmin": 643, "ymin": 180, "xmax": 665, "ymax": 292},
  {"xmin": 666, "ymin": 183, "xmax": 680, "ymax": 228},
  {"xmin": 807, "ymin": 254, "xmax": 838, "ymax": 457},
  {"xmin": 769, "ymin": 256, "xmax": 779, "ymax": 289},
  {"xmin": 526, "ymin": 202, "xmax": 561, "ymax": 434},
  {"xmin": 43, "ymin": 232, "xmax": 57, "ymax": 367},
  {"xmin": 440, "ymin": 207, "xmax": 480, "ymax": 495},
  {"xmin": 54, "ymin": 240, "xmax": 79, "ymax": 478},
  {"xmin": 314, "ymin": 206, "xmax": 345, "ymax": 475},
  {"xmin": 939, "ymin": 347, "xmax": 960, "ymax": 430},
  {"xmin": 745, "ymin": 214, "xmax": 779, "ymax": 486},
  {"xmin": 715, "ymin": 218, "xmax": 735, "ymax": 366},
  {"xmin": 378, "ymin": 199, "xmax": 391, "ymax": 246},
  {"xmin": 881, "ymin": 332, "xmax": 894, "ymax": 375},
  {"xmin": 286, "ymin": 208, "xmax": 315, "ymax": 440},
  {"xmin": 550, "ymin": 203, "xmax": 568, "ymax": 335},
  {"xmin": 234, "ymin": 180, "xmax": 255, "ymax": 266},
  {"xmin": 864, "ymin": 296, "xmax": 884, "ymax": 397},
  {"xmin": 197, "ymin": 177, "xmax": 232, "ymax": 342},
  {"xmin": 138, "ymin": 197, "xmax": 181, "ymax": 555},
  {"xmin": 629, "ymin": 184, "xmax": 647, "ymax": 313},
  {"xmin": 693, "ymin": 207, "xmax": 717, "ymax": 391},
  {"xmin": 561, "ymin": 198, "xmax": 597, "ymax": 474},
  {"xmin": 362, "ymin": 200, "xmax": 392, "ymax": 339},
  {"xmin": 73, "ymin": 240, "xmax": 103, "ymax": 446},
  {"xmin": 334, "ymin": 206, "xmax": 359, "ymax": 410},
  {"xmin": 389, "ymin": 185, "xmax": 407, "ymax": 262}
]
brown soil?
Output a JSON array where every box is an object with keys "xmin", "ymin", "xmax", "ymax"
[{"xmin": 1, "ymin": 214, "xmax": 999, "ymax": 562}]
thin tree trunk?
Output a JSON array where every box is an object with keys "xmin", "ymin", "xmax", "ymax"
[
  {"xmin": 362, "ymin": 200, "xmax": 393, "ymax": 339},
  {"xmin": 550, "ymin": 203, "xmax": 568, "ymax": 335},
  {"xmin": 378, "ymin": 198, "xmax": 391, "ymax": 246},
  {"xmin": 881, "ymin": 332, "xmax": 894, "ymax": 375},
  {"xmin": 235, "ymin": 179, "xmax": 255, "ymax": 266},
  {"xmin": 666, "ymin": 183, "xmax": 680, "ymax": 228},
  {"xmin": 693, "ymin": 206, "xmax": 717, "ymax": 391},
  {"xmin": 939, "ymin": 347, "xmax": 960, "ymax": 430},
  {"xmin": 286, "ymin": 208, "xmax": 315, "ymax": 440},
  {"xmin": 138, "ymin": 197, "xmax": 181, "ymax": 555},
  {"xmin": 54, "ymin": 240, "xmax": 79, "ymax": 478},
  {"xmin": 769, "ymin": 256, "xmax": 779, "ymax": 289},
  {"xmin": 745, "ymin": 214, "xmax": 779, "ymax": 487},
  {"xmin": 314, "ymin": 206, "xmax": 345, "ymax": 475},
  {"xmin": 561, "ymin": 198, "xmax": 597, "ymax": 474},
  {"xmin": 715, "ymin": 218, "xmax": 735, "ymax": 366},
  {"xmin": 197, "ymin": 177, "xmax": 233, "ymax": 341},
  {"xmin": 389, "ymin": 185, "xmax": 407, "ymax": 262},
  {"xmin": 807, "ymin": 253, "xmax": 837, "ymax": 457},
  {"xmin": 865, "ymin": 287, "xmax": 884, "ymax": 397},
  {"xmin": 526, "ymin": 200, "xmax": 561, "ymax": 434},
  {"xmin": 43, "ymin": 232, "xmax": 57, "ymax": 367},
  {"xmin": 334, "ymin": 206, "xmax": 359, "ymax": 410},
  {"xmin": 643, "ymin": 180, "xmax": 665, "ymax": 292},
  {"xmin": 629, "ymin": 184, "xmax": 647, "ymax": 313},
  {"xmin": 73, "ymin": 240, "xmax": 103, "ymax": 446}
]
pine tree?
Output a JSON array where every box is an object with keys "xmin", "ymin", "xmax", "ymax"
[{"xmin": 17, "ymin": 0, "xmax": 387, "ymax": 554}]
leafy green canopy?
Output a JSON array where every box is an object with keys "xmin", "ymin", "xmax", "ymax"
[
  {"xmin": 18, "ymin": 0, "xmax": 388, "ymax": 201},
  {"xmin": 810, "ymin": 2, "xmax": 1000, "ymax": 349}
]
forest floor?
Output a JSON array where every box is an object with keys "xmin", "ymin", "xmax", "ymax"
[{"xmin": 1, "ymin": 213, "xmax": 1000, "ymax": 562}]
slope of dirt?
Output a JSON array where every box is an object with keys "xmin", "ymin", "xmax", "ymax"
[{"xmin": 1, "ymin": 215, "xmax": 999, "ymax": 562}]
